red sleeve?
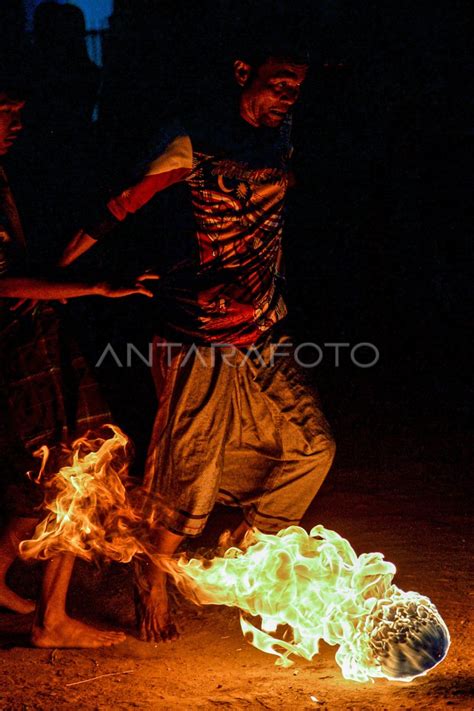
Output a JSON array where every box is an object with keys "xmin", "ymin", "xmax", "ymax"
[
  {"xmin": 107, "ymin": 167, "xmax": 190, "ymax": 221},
  {"xmin": 84, "ymin": 133, "xmax": 194, "ymax": 240}
]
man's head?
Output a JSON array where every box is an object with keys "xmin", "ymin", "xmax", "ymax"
[
  {"xmin": 234, "ymin": 55, "xmax": 308, "ymax": 129},
  {"xmin": 0, "ymin": 90, "xmax": 25, "ymax": 156}
]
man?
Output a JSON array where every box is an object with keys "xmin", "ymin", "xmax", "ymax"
[
  {"xmin": 59, "ymin": 43, "xmax": 336, "ymax": 642},
  {"xmin": 0, "ymin": 81, "xmax": 154, "ymax": 647}
]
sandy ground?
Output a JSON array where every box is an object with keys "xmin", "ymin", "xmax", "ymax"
[{"xmin": 0, "ymin": 428, "xmax": 472, "ymax": 711}]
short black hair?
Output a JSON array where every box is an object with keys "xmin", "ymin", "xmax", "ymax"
[
  {"xmin": 231, "ymin": 18, "xmax": 310, "ymax": 69},
  {"xmin": 237, "ymin": 42, "xmax": 310, "ymax": 70}
]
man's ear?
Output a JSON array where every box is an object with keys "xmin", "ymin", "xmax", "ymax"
[{"xmin": 233, "ymin": 60, "xmax": 252, "ymax": 87}]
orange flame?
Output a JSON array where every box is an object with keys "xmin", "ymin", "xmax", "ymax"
[
  {"xmin": 19, "ymin": 425, "xmax": 149, "ymax": 562},
  {"xmin": 19, "ymin": 428, "xmax": 450, "ymax": 682}
]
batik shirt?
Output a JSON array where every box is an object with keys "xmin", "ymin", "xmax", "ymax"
[{"xmin": 88, "ymin": 110, "xmax": 293, "ymax": 346}]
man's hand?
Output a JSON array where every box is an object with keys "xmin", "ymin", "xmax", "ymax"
[{"xmin": 96, "ymin": 273, "xmax": 160, "ymax": 299}]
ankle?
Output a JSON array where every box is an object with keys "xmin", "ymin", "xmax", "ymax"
[
  {"xmin": 144, "ymin": 568, "xmax": 167, "ymax": 593},
  {"xmin": 35, "ymin": 605, "xmax": 66, "ymax": 630}
]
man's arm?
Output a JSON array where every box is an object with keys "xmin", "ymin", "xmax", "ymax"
[
  {"xmin": 58, "ymin": 229, "xmax": 98, "ymax": 267},
  {"xmin": 58, "ymin": 134, "xmax": 193, "ymax": 267}
]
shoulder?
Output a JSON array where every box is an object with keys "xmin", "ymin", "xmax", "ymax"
[{"xmin": 134, "ymin": 117, "xmax": 192, "ymax": 178}]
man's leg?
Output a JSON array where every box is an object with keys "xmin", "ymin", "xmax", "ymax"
[
  {"xmin": 136, "ymin": 339, "xmax": 235, "ymax": 642},
  {"xmin": 229, "ymin": 520, "xmax": 252, "ymax": 546},
  {"xmin": 134, "ymin": 526, "xmax": 183, "ymax": 642},
  {"xmin": 221, "ymin": 405, "xmax": 335, "ymax": 535},
  {"xmin": 212, "ymin": 519, "xmax": 252, "ymax": 558},
  {"xmin": 219, "ymin": 336, "xmax": 336, "ymax": 536},
  {"xmin": 31, "ymin": 552, "xmax": 126, "ymax": 648},
  {"xmin": 135, "ymin": 523, "xmax": 250, "ymax": 642},
  {"xmin": 0, "ymin": 517, "xmax": 37, "ymax": 613}
]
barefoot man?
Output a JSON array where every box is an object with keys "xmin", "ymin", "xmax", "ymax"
[
  {"xmin": 59, "ymin": 36, "xmax": 336, "ymax": 642},
  {"xmin": 0, "ymin": 78, "xmax": 155, "ymax": 647}
]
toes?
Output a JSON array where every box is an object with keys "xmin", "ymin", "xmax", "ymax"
[
  {"xmin": 138, "ymin": 622, "xmax": 148, "ymax": 642},
  {"xmin": 160, "ymin": 621, "xmax": 179, "ymax": 642},
  {"xmin": 106, "ymin": 637, "xmax": 124, "ymax": 646},
  {"xmin": 135, "ymin": 600, "xmax": 177, "ymax": 644},
  {"xmin": 143, "ymin": 616, "xmax": 157, "ymax": 643},
  {"xmin": 139, "ymin": 619, "xmax": 176, "ymax": 643},
  {"xmin": 167, "ymin": 623, "xmax": 179, "ymax": 641},
  {"xmin": 104, "ymin": 634, "xmax": 126, "ymax": 643},
  {"xmin": 152, "ymin": 617, "xmax": 163, "ymax": 641},
  {"xmin": 169, "ymin": 624, "xmax": 179, "ymax": 641},
  {"xmin": 97, "ymin": 635, "xmax": 125, "ymax": 647},
  {"xmin": 87, "ymin": 628, "xmax": 126, "ymax": 647}
]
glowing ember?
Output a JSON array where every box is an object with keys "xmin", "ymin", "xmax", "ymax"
[
  {"xmin": 162, "ymin": 527, "xmax": 450, "ymax": 682},
  {"xmin": 19, "ymin": 428, "xmax": 450, "ymax": 683}
]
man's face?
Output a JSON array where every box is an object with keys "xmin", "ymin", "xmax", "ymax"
[
  {"xmin": 0, "ymin": 94, "xmax": 25, "ymax": 156},
  {"xmin": 235, "ymin": 57, "xmax": 308, "ymax": 129}
]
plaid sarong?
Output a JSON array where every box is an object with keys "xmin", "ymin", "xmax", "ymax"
[{"xmin": 0, "ymin": 304, "xmax": 111, "ymax": 515}]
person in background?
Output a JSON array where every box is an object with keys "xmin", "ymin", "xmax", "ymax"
[{"xmin": 0, "ymin": 79, "xmax": 155, "ymax": 647}]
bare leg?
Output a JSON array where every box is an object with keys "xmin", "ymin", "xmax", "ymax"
[
  {"xmin": 0, "ymin": 517, "xmax": 37, "ymax": 613},
  {"xmin": 217, "ymin": 520, "xmax": 252, "ymax": 554},
  {"xmin": 230, "ymin": 520, "xmax": 252, "ymax": 547},
  {"xmin": 134, "ymin": 526, "xmax": 183, "ymax": 643},
  {"xmin": 31, "ymin": 553, "xmax": 126, "ymax": 648},
  {"xmin": 134, "ymin": 521, "xmax": 250, "ymax": 642}
]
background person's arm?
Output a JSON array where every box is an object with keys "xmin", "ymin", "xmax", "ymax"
[{"xmin": 0, "ymin": 275, "xmax": 158, "ymax": 302}]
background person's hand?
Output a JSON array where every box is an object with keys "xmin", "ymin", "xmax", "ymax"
[
  {"xmin": 9, "ymin": 298, "xmax": 40, "ymax": 314},
  {"xmin": 97, "ymin": 273, "xmax": 160, "ymax": 299}
]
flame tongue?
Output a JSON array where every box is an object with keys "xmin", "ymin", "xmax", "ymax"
[{"xmin": 20, "ymin": 425, "xmax": 146, "ymax": 563}]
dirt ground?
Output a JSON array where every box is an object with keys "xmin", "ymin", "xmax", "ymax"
[{"xmin": 0, "ymin": 427, "xmax": 472, "ymax": 711}]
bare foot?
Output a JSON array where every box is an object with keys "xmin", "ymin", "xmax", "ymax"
[
  {"xmin": 31, "ymin": 616, "xmax": 126, "ymax": 648},
  {"xmin": 0, "ymin": 582, "xmax": 35, "ymax": 614},
  {"xmin": 134, "ymin": 561, "xmax": 179, "ymax": 643}
]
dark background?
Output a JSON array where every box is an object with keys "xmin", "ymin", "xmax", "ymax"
[{"xmin": 1, "ymin": 0, "xmax": 472, "ymax": 483}]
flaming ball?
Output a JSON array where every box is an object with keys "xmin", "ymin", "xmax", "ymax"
[
  {"xmin": 165, "ymin": 525, "xmax": 450, "ymax": 683},
  {"xmin": 369, "ymin": 596, "xmax": 451, "ymax": 681}
]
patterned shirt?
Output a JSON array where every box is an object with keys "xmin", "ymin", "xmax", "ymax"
[{"xmin": 88, "ymin": 110, "xmax": 293, "ymax": 346}]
